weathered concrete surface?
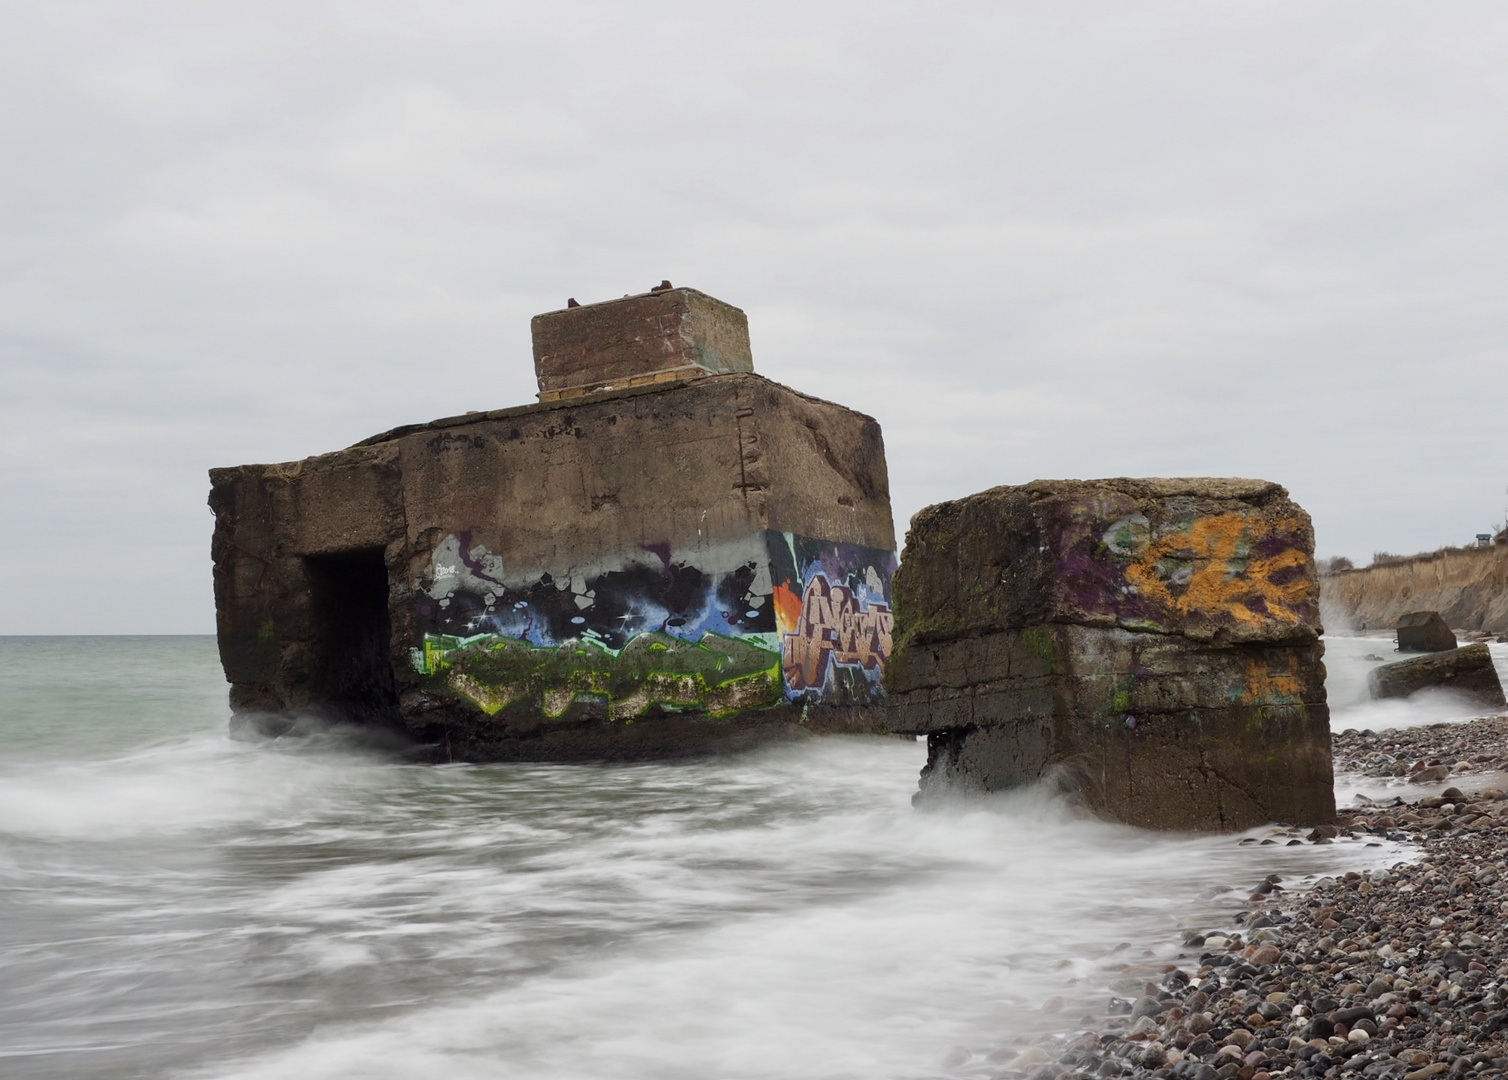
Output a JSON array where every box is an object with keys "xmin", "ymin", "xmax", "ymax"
[
  {"xmin": 532, "ymin": 287, "xmax": 753, "ymax": 402},
  {"xmin": 1369, "ymin": 643, "xmax": 1507, "ymax": 707},
  {"xmin": 211, "ymin": 290, "xmax": 896, "ymax": 761},
  {"xmin": 1322, "ymin": 544, "xmax": 1508, "ymax": 637},
  {"xmin": 1395, "ymin": 610, "xmax": 1457, "ymax": 653},
  {"xmin": 887, "ymin": 478, "xmax": 1335, "ymax": 831}
]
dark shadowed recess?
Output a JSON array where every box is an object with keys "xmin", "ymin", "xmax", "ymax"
[{"xmin": 304, "ymin": 548, "xmax": 403, "ymax": 728}]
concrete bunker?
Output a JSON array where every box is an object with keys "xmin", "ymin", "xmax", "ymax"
[
  {"xmin": 1394, "ymin": 610, "xmax": 1457, "ymax": 654},
  {"xmin": 210, "ymin": 285, "xmax": 897, "ymax": 760},
  {"xmin": 884, "ymin": 477, "xmax": 1337, "ymax": 831}
]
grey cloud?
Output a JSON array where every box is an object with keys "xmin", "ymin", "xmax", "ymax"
[{"xmin": 3, "ymin": 1, "xmax": 1507, "ymax": 630}]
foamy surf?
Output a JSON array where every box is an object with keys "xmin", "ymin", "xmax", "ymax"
[{"xmin": 0, "ymin": 637, "xmax": 1426, "ymax": 1079}]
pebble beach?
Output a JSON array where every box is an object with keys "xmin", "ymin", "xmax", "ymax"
[{"xmin": 999, "ymin": 714, "xmax": 1508, "ymax": 1080}]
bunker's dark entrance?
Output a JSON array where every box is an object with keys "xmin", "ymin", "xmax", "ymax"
[{"xmin": 304, "ymin": 548, "xmax": 401, "ymax": 727}]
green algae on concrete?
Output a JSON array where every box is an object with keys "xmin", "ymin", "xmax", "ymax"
[{"xmin": 418, "ymin": 630, "xmax": 783, "ymax": 721}]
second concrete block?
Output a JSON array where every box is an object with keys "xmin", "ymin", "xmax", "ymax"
[{"xmin": 886, "ymin": 477, "xmax": 1336, "ymax": 831}]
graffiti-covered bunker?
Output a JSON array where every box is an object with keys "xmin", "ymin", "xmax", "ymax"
[{"xmin": 209, "ymin": 285, "xmax": 897, "ymax": 759}]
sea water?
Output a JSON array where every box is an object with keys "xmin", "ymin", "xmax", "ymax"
[
  {"xmin": 1321, "ymin": 633, "xmax": 1508, "ymax": 729},
  {"xmin": 0, "ymin": 635, "xmax": 1463, "ymax": 1079}
]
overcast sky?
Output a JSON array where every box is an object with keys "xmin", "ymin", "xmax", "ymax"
[{"xmin": 4, "ymin": 2, "xmax": 1507, "ymax": 633}]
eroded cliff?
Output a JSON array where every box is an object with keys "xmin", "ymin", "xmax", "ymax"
[{"xmin": 1322, "ymin": 545, "xmax": 1508, "ymax": 635}]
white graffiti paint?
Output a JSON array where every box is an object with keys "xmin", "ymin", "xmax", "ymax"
[
  {"xmin": 420, "ymin": 535, "xmax": 507, "ymax": 608},
  {"xmin": 1102, "ymin": 514, "xmax": 1151, "ymax": 557}
]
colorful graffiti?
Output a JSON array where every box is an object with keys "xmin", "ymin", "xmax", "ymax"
[
  {"xmin": 770, "ymin": 539, "xmax": 896, "ymax": 704},
  {"xmin": 1048, "ymin": 500, "xmax": 1317, "ymax": 639},
  {"xmin": 1118, "ymin": 513, "xmax": 1311, "ymax": 628},
  {"xmin": 778, "ymin": 574, "xmax": 893, "ymax": 692},
  {"xmin": 417, "ymin": 630, "xmax": 781, "ymax": 720},
  {"xmin": 411, "ymin": 530, "xmax": 896, "ymax": 718},
  {"xmin": 414, "ymin": 532, "xmax": 778, "ymax": 650},
  {"xmin": 1235, "ymin": 652, "xmax": 1307, "ymax": 708}
]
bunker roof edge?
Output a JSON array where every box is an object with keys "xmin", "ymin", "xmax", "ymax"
[{"xmin": 209, "ymin": 373, "xmax": 882, "ymax": 477}]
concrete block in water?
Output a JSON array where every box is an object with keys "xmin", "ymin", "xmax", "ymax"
[
  {"xmin": 886, "ymin": 477, "xmax": 1336, "ymax": 831},
  {"xmin": 1395, "ymin": 610, "xmax": 1457, "ymax": 653},
  {"xmin": 1369, "ymin": 644, "xmax": 1506, "ymax": 707}
]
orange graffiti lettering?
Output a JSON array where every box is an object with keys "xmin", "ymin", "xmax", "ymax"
[
  {"xmin": 1121, "ymin": 514, "xmax": 1311, "ymax": 627},
  {"xmin": 771, "ymin": 581, "xmax": 803, "ymax": 633}
]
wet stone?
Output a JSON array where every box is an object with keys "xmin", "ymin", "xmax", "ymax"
[{"xmin": 1369, "ymin": 644, "xmax": 1506, "ymax": 709}]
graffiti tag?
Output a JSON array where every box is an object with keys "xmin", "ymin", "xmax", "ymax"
[
  {"xmin": 781, "ymin": 574, "xmax": 893, "ymax": 692},
  {"xmin": 1117, "ymin": 513, "xmax": 1312, "ymax": 629}
]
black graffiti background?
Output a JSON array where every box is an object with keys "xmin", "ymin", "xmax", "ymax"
[{"xmin": 416, "ymin": 547, "xmax": 776, "ymax": 650}]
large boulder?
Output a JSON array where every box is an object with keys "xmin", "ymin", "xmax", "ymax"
[
  {"xmin": 1395, "ymin": 610, "xmax": 1457, "ymax": 653},
  {"xmin": 887, "ymin": 477, "xmax": 1336, "ymax": 831},
  {"xmin": 1369, "ymin": 643, "xmax": 1506, "ymax": 707}
]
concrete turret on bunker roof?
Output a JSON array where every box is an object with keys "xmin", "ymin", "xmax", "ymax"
[{"xmin": 532, "ymin": 283, "xmax": 755, "ymax": 401}]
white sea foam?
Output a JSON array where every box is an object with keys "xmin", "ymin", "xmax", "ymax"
[
  {"xmin": 193, "ymin": 760, "xmax": 1399, "ymax": 1080},
  {"xmin": 0, "ymin": 637, "xmax": 1420, "ymax": 1080},
  {"xmin": 0, "ymin": 727, "xmax": 397, "ymax": 840},
  {"xmin": 1325, "ymin": 634, "xmax": 1508, "ymax": 730}
]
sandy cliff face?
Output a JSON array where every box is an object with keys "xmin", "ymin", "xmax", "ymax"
[{"xmin": 1322, "ymin": 545, "xmax": 1508, "ymax": 634}]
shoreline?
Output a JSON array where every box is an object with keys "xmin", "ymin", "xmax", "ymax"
[{"xmin": 997, "ymin": 714, "xmax": 1508, "ymax": 1080}]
